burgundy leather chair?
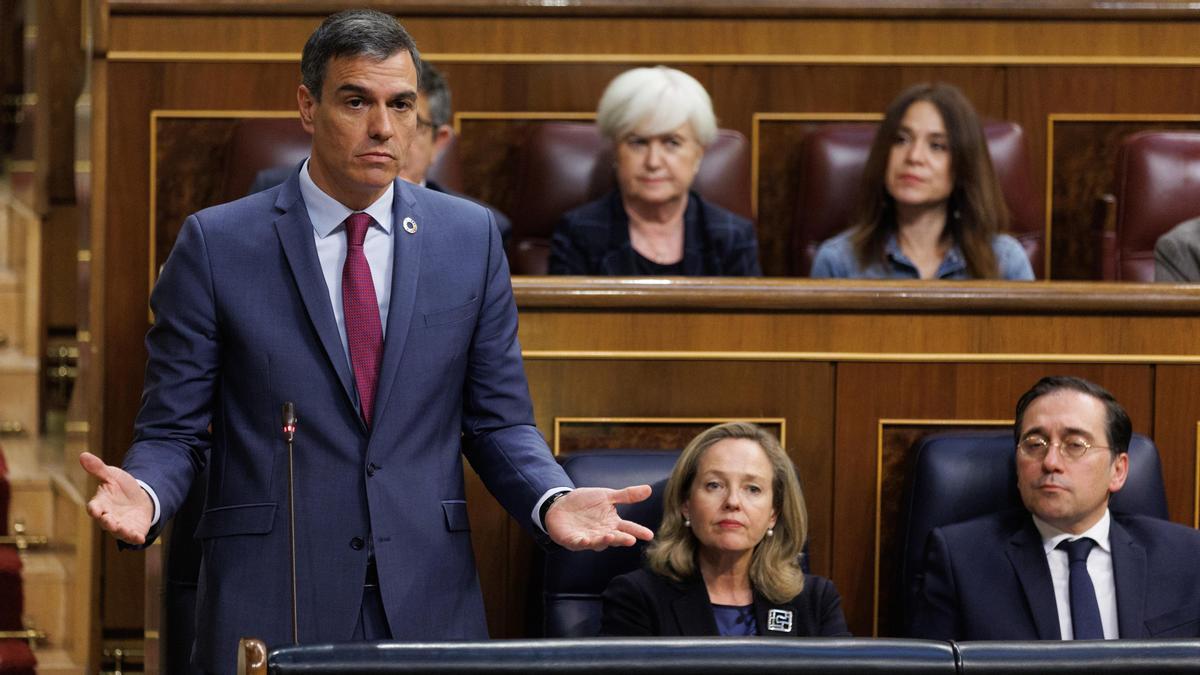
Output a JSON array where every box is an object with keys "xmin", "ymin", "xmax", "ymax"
[
  {"xmin": 509, "ymin": 122, "xmax": 753, "ymax": 275},
  {"xmin": 219, "ymin": 117, "xmax": 464, "ymax": 202},
  {"xmin": 792, "ymin": 121, "xmax": 1044, "ymax": 278},
  {"xmin": 1100, "ymin": 131, "xmax": 1200, "ymax": 281}
]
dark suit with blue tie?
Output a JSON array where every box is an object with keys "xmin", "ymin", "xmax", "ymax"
[
  {"xmin": 911, "ymin": 509, "xmax": 1200, "ymax": 640},
  {"xmin": 122, "ymin": 172, "xmax": 570, "ymax": 673}
]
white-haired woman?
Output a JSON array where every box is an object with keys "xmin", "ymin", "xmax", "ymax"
[{"xmin": 548, "ymin": 67, "xmax": 761, "ymax": 275}]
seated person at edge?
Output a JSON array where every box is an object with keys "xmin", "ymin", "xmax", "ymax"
[
  {"xmin": 548, "ymin": 66, "xmax": 762, "ymax": 276},
  {"xmin": 810, "ymin": 82, "xmax": 1034, "ymax": 280},
  {"xmin": 601, "ymin": 422, "xmax": 849, "ymax": 637},
  {"xmin": 911, "ymin": 376, "xmax": 1200, "ymax": 640},
  {"xmin": 1154, "ymin": 215, "xmax": 1200, "ymax": 282}
]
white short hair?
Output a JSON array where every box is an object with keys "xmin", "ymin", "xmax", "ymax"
[{"xmin": 596, "ymin": 66, "xmax": 717, "ymax": 146}]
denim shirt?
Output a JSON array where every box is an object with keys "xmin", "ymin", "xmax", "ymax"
[{"xmin": 810, "ymin": 230, "xmax": 1035, "ymax": 280}]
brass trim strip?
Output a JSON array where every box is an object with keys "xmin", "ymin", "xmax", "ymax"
[
  {"xmin": 65, "ymin": 420, "xmax": 91, "ymax": 433},
  {"xmin": 552, "ymin": 415, "xmax": 786, "ymax": 456},
  {"xmin": 872, "ymin": 418, "xmax": 1011, "ymax": 636},
  {"xmin": 751, "ymin": 112, "xmax": 883, "ymax": 219},
  {"xmin": 521, "ymin": 350, "xmax": 1200, "ymax": 364},
  {"xmin": 107, "ymin": 51, "xmax": 1200, "ymax": 67},
  {"xmin": 77, "ymin": 250, "xmax": 92, "ymax": 262},
  {"xmin": 110, "ymin": 50, "xmax": 299, "ymax": 62}
]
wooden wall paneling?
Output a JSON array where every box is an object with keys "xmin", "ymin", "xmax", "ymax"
[
  {"xmin": 832, "ymin": 362, "xmax": 1154, "ymax": 637},
  {"xmin": 553, "ymin": 417, "xmax": 785, "ymax": 455},
  {"xmin": 1152, "ymin": 365, "xmax": 1200, "ymax": 526},
  {"xmin": 1006, "ymin": 65, "xmax": 1200, "ymax": 279},
  {"xmin": 1046, "ymin": 115, "xmax": 1200, "ymax": 280},
  {"xmin": 105, "ymin": 13, "xmax": 1200, "ymax": 61}
]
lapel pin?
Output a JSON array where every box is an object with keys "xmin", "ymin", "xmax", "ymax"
[
  {"xmin": 766, "ymin": 608, "xmax": 793, "ymax": 632},
  {"xmin": 402, "ymin": 217, "xmax": 418, "ymax": 234}
]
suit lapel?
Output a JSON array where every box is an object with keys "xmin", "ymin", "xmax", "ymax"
[
  {"xmin": 369, "ymin": 180, "xmax": 423, "ymax": 431},
  {"xmin": 1110, "ymin": 517, "xmax": 1147, "ymax": 638},
  {"xmin": 1006, "ymin": 518, "xmax": 1062, "ymax": 639},
  {"xmin": 272, "ymin": 180, "xmax": 358, "ymax": 412},
  {"xmin": 670, "ymin": 578, "xmax": 718, "ymax": 636}
]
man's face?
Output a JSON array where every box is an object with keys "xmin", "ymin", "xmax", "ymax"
[
  {"xmin": 399, "ymin": 94, "xmax": 452, "ymax": 185},
  {"xmin": 298, "ymin": 51, "xmax": 418, "ymax": 210},
  {"xmin": 1016, "ymin": 389, "xmax": 1129, "ymax": 535}
]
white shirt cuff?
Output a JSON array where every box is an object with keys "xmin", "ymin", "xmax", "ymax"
[
  {"xmin": 532, "ymin": 487, "xmax": 573, "ymax": 534},
  {"xmin": 136, "ymin": 479, "xmax": 162, "ymax": 527}
]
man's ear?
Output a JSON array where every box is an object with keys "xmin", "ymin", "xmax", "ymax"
[
  {"xmin": 1107, "ymin": 451, "xmax": 1130, "ymax": 494},
  {"xmin": 431, "ymin": 124, "xmax": 454, "ymax": 161},
  {"xmin": 297, "ymin": 85, "xmax": 318, "ymax": 134}
]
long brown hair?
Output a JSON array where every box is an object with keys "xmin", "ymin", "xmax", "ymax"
[{"xmin": 849, "ymin": 82, "xmax": 1010, "ymax": 278}]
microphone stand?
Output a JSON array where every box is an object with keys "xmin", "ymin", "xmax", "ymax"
[{"xmin": 281, "ymin": 402, "xmax": 299, "ymax": 645}]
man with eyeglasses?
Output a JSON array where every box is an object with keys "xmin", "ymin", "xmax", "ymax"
[{"xmin": 911, "ymin": 375, "xmax": 1200, "ymax": 640}]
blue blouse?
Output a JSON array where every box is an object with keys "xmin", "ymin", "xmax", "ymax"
[
  {"xmin": 810, "ymin": 230, "xmax": 1035, "ymax": 280},
  {"xmin": 711, "ymin": 603, "xmax": 758, "ymax": 636}
]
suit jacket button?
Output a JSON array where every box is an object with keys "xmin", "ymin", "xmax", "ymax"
[
  {"xmin": 366, "ymin": 463, "xmax": 377, "ymax": 477},
  {"xmin": 350, "ymin": 537, "xmax": 365, "ymax": 550}
]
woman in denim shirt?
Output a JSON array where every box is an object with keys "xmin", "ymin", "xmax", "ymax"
[{"xmin": 811, "ymin": 83, "xmax": 1034, "ymax": 281}]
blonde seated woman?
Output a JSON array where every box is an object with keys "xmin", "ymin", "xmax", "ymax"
[{"xmin": 601, "ymin": 422, "xmax": 849, "ymax": 637}]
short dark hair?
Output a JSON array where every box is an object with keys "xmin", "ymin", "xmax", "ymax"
[
  {"xmin": 1013, "ymin": 376, "xmax": 1132, "ymax": 455},
  {"xmin": 301, "ymin": 9, "xmax": 422, "ymax": 101},
  {"xmin": 419, "ymin": 62, "xmax": 452, "ymax": 129}
]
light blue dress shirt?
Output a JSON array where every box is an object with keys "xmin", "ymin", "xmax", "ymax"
[{"xmin": 810, "ymin": 229, "xmax": 1035, "ymax": 280}]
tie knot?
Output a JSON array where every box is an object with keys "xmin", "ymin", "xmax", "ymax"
[
  {"xmin": 1057, "ymin": 537, "xmax": 1095, "ymax": 563},
  {"xmin": 345, "ymin": 213, "xmax": 373, "ymax": 247}
]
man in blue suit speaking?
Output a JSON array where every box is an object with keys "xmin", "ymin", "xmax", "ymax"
[
  {"xmin": 911, "ymin": 376, "xmax": 1200, "ymax": 640},
  {"xmin": 79, "ymin": 9, "xmax": 652, "ymax": 673}
]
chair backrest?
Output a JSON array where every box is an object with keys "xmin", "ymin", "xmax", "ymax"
[
  {"xmin": 509, "ymin": 122, "xmax": 752, "ymax": 275},
  {"xmin": 1103, "ymin": 131, "xmax": 1200, "ymax": 281},
  {"xmin": 543, "ymin": 450, "xmax": 680, "ymax": 637},
  {"xmin": 219, "ymin": 117, "xmax": 465, "ymax": 202},
  {"xmin": 897, "ymin": 430, "xmax": 1167, "ymax": 635},
  {"xmin": 792, "ymin": 120, "xmax": 1044, "ymax": 277}
]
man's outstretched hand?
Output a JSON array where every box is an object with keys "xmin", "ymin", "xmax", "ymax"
[
  {"xmin": 80, "ymin": 451, "xmax": 154, "ymax": 545},
  {"xmin": 544, "ymin": 485, "xmax": 654, "ymax": 551}
]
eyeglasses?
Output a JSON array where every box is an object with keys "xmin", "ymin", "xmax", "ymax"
[{"xmin": 1017, "ymin": 436, "xmax": 1110, "ymax": 461}]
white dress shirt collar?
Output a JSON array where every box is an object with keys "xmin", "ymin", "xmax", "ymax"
[
  {"xmin": 298, "ymin": 159, "xmax": 395, "ymax": 236},
  {"xmin": 1033, "ymin": 509, "xmax": 1112, "ymax": 555}
]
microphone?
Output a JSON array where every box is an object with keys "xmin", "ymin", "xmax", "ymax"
[
  {"xmin": 282, "ymin": 402, "xmax": 297, "ymax": 443},
  {"xmin": 281, "ymin": 402, "xmax": 299, "ymax": 645}
]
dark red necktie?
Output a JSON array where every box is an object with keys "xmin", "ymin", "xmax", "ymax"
[{"xmin": 342, "ymin": 212, "xmax": 383, "ymax": 427}]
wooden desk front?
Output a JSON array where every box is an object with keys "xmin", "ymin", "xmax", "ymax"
[{"xmin": 470, "ymin": 278, "xmax": 1200, "ymax": 638}]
